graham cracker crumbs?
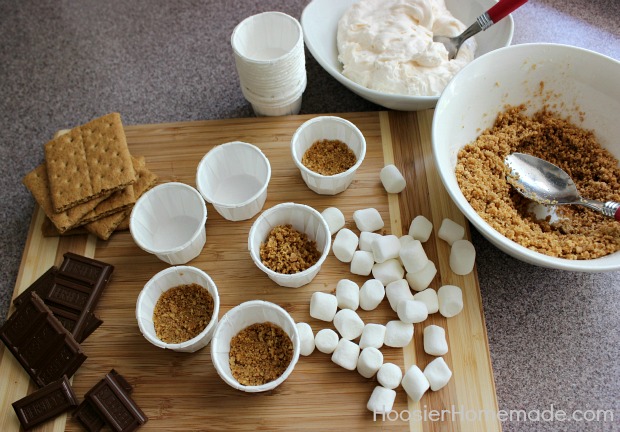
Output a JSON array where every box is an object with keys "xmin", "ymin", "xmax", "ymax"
[
  {"xmin": 456, "ymin": 105, "xmax": 620, "ymax": 259},
  {"xmin": 260, "ymin": 224, "xmax": 322, "ymax": 274},
  {"xmin": 153, "ymin": 283, "xmax": 214, "ymax": 344},
  {"xmin": 301, "ymin": 139, "xmax": 357, "ymax": 175},
  {"xmin": 229, "ymin": 322, "xmax": 293, "ymax": 386}
]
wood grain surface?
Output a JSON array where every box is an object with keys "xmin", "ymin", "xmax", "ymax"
[{"xmin": 0, "ymin": 111, "xmax": 500, "ymax": 431}]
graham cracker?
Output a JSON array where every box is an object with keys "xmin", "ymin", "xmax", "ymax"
[
  {"xmin": 77, "ymin": 156, "xmax": 145, "ymax": 225},
  {"xmin": 115, "ymin": 215, "xmax": 131, "ymax": 232},
  {"xmin": 41, "ymin": 217, "xmax": 89, "ymax": 237},
  {"xmin": 44, "ymin": 113, "xmax": 135, "ymax": 212},
  {"xmin": 23, "ymin": 163, "xmax": 111, "ymax": 233},
  {"xmin": 84, "ymin": 210, "xmax": 129, "ymax": 240},
  {"xmin": 86, "ymin": 161, "xmax": 158, "ymax": 240}
]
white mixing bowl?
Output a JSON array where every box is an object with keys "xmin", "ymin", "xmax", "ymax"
[{"xmin": 432, "ymin": 43, "xmax": 620, "ymax": 272}]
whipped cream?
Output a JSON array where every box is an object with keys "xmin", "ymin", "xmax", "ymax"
[{"xmin": 337, "ymin": 0, "xmax": 477, "ymax": 97}]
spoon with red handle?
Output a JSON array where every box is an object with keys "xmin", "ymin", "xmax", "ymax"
[{"xmin": 433, "ymin": 0, "xmax": 528, "ymax": 59}]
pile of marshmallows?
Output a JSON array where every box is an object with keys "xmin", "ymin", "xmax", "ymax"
[{"xmin": 294, "ymin": 168, "xmax": 476, "ymax": 414}]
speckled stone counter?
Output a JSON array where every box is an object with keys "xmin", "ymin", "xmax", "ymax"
[{"xmin": 0, "ymin": 1, "xmax": 618, "ymax": 431}]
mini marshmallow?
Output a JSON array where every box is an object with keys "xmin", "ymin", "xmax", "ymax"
[
  {"xmin": 385, "ymin": 279, "xmax": 414, "ymax": 312},
  {"xmin": 315, "ymin": 328, "xmax": 339, "ymax": 354},
  {"xmin": 413, "ymin": 288, "xmax": 439, "ymax": 314},
  {"xmin": 333, "ymin": 228, "xmax": 359, "ymax": 263},
  {"xmin": 405, "ymin": 260, "xmax": 437, "ymax": 292},
  {"xmin": 397, "ymin": 299, "xmax": 428, "ymax": 324},
  {"xmin": 372, "ymin": 259, "xmax": 404, "ymax": 286},
  {"xmin": 359, "ymin": 231, "xmax": 381, "ymax": 252},
  {"xmin": 310, "ymin": 292, "xmax": 338, "ymax": 322},
  {"xmin": 399, "ymin": 235, "xmax": 415, "ymax": 249},
  {"xmin": 321, "ymin": 207, "xmax": 345, "ymax": 235},
  {"xmin": 353, "ymin": 208, "xmax": 384, "ymax": 232},
  {"xmin": 357, "ymin": 347, "xmax": 383, "ymax": 378},
  {"xmin": 359, "ymin": 279, "xmax": 385, "ymax": 311},
  {"xmin": 383, "ymin": 320, "xmax": 414, "ymax": 348},
  {"xmin": 409, "ymin": 215, "xmax": 433, "ymax": 242},
  {"xmin": 423, "ymin": 357, "xmax": 452, "ymax": 391},
  {"xmin": 296, "ymin": 322, "xmax": 315, "ymax": 356},
  {"xmin": 333, "ymin": 309, "xmax": 365, "ymax": 340},
  {"xmin": 336, "ymin": 279, "xmax": 360, "ymax": 310},
  {"xmin": 438, "ymin": 218, "xmax": 465, "ymax": 246},
  {"xmin": 372, "ymin": 234, "xmax": 401, "ymax": 263},
  {"xmin": 402, "ymin": 365, "xmax": 430, "ymax": 402},
  {"xmin": 423, "ymin": 325, "xmax": 448, "ymax": 356},
  {"xmin": 367, "ymin": 386, "xmax": 396, "ymax": 415},
  {"xmin": 450, "ymin": 239, "xmax": 476, "ymax": 275},
  {"xmin": 359, "ymin": 323, "xmax": 386, "ymax": 349},
  {"xmin": 399, "ymin": 239, "xmax": 429, "ymax": 274},
  {"xmin": 380, "ymin": 164, "xmax": 406, "ymax": 193},
  {"xmin": 350, "ymin": 250, "xmax": 374, "ymax": 276},
  {"xmin": 331, "ymin": 338, "xmax": 360, "ymax": 371},
  {"xmin": 438, "ymin": 285, "xmax": 463, "ymax": 318},
  {"xmin": 377, "ymin": 363, "xmax": 402, "ymax": 390}
]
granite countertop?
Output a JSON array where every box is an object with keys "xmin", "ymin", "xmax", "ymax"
[{"xmin": 0, "ymin": 1, "xmax": 618, "ymax": 431}]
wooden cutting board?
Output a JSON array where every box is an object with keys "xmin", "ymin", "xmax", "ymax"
[{"xmin": 0, "ymin": 111, "xmax": 500, "ymax": 431}]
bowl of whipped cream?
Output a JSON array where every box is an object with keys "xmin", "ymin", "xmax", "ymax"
[{"xmin": 301, "ymin": 0, "xmax": 514, "ymax": 111}]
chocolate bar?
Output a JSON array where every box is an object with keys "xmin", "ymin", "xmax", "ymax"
[
  {"xmin": 13, "ymin": 266, "xmax": 103, "ymax": 343},
  {"xmin": 109, "ymin": 369, "xmax": 134, "ymax": 394},
  {"xmin": 74, "ymin": 370, "xmax": 135, "ymax": 432},
  {"xmin": 52, "ymin": 252, "xmax": 113, "ymax": 342},
  {"xmin": 12, "ymin": 375, "xmax": 77, "ymax": 430},
  {"xmin": 0, "ymin": 292, "xmax": 87, "ymax": 387},
  {"xmin": 12, "ymin": 266, "xmax": 58, "ymax": 307},
  {"xmin": 58, "ymin": 252, "xmax": 114, "ymax": 289},
  {"xmin": 85, "ymin": 370, "xmax": 147, "ymax": 432},
  {"xmin": 45, "ymin": 304, "xmax": 103, "ymax": 341},
  {"xmin": 13, "ymin": 253, "xmax": 113, "ymax": 343},
  {"xmin": 74, "ymin": 399, "xmax": 106, "ymax": 432}
]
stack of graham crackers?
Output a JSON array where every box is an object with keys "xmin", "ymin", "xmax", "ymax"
[{"xmin": 23, "ymin": 113, "xmax": 158, "ymax": 240}]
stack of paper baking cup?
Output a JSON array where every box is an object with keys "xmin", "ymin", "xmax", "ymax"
[{"xmin": 232, "ymin": 12, "xmax": 306, "ymax": 116}]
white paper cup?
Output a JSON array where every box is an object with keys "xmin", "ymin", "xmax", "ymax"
[
  {"xmin": 196, "ymin": 142, "xmax": 271, "ymax": 221},
  {"xmin": 130, "ymin": 182, "xmax": 207, "ymax": 265},
  {"xmin": 136, "ymin": 266, "xmax": 220, "ymax": 353},
  {"xmin": 237, "ymin": 54, "xmax": 306, "ymax": 100},
  {"xmin": 242, "ymin": 74, "xmax": 307, "ymax": 106},
  {"xmin": 210, "ymin": 300, "xmax": 300, "ymax": 392},
  {"xmin": 248, "ymin": 202, "xmax": 331, "ymax": 288},
  {"xmin": 250, "ymin": 93, "xmax": 304, "ymax": 117},
  {"xmin": 231, "ymin": 12, "xmax": 307, "ymax": 115},
  {"xmin": 291, "ymin": 116, "xmax": 366, "ymax": 195},
  {"xmin": 232, "ymin": 11, "xmax": 303, "ymax": 65}
]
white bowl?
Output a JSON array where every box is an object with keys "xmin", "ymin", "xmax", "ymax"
[
  {"xmin": 130, "ymin": 182, "xmax": 207, "ymax": 265},
  {"xmin": 291, "ymin": 116, "xmax": 366, "ymax": 195},
  {"xmin": 432, "ymin": 43, "xmax": 620, "ymax": 272},
  {"xmin": 210, "ymin": 300, "xmax": 300, "ymax": 392},
  {"xmin": 301, "ymin": 0, "xmax": 514, "ymax": 111},
  {"xmin": 248, "ymin": 202, "xmax": 331, "ymax": 288},
  {"xmin": 136, "ymin": 266, "xmax": 220, "ymax": 353},
  {"xmin": 196, "ymin": 142, "xmax": 271, "ymax": 221}
]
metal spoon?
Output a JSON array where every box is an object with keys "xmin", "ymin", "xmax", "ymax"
[
  {"xmin": 434, "ymin": 0, "xmax": 528, "ymax": 60},
  {"xmin": 504, "ymin": 152, "xmax": 620, "ymax": 221}
]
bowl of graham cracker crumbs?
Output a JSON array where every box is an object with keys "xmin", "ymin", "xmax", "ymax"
[
  {"xmin": 432, "ymin": 43, "xmax": 620, "ymax": 272},
  {"xmin": 210, "ymin": 300, "xmax": 300, "ymax": 392},
  {"xmin": 136, "ymin": 266, "xmax": 220, "ymax": 352},
  {"xmin": 248, "ymin": 202, "xmax": 331, "ymax": 287},
  {"xmin": 291, "ymin": 116, "xmax": 366, "ymax": 195}
]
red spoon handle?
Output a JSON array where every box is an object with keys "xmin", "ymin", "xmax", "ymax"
[
  {"xmin": 487, "ymin": 0, "xmax": 528, "ymax": 23},
  {"xmin": 615, "ymin": 207, "xmax": 620, "ymax": 222}
]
